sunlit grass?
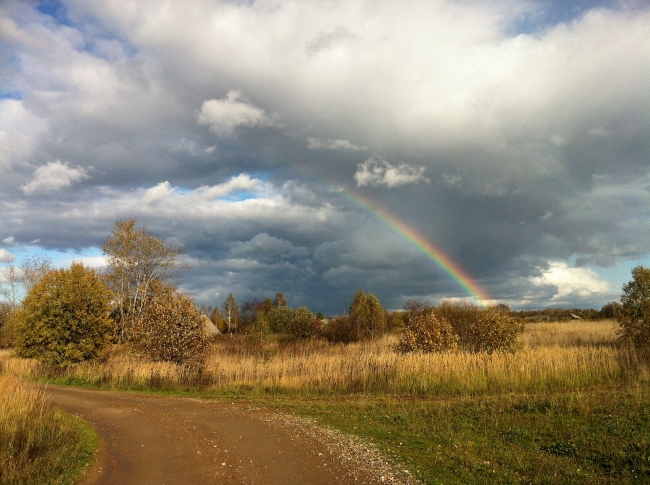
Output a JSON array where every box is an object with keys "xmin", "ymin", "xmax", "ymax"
[
  {"xmin": 3, "ymin": 320, "xmax": 647, "ymax": 397},
  {"xmin": 0, "ymin": 371, "xmax": 97, "ymax": 485},
  {"xmin": 2, "ymin": 319, "xmax": 648, "ymax": 484}
]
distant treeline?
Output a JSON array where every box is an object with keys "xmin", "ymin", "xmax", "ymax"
[{"xmin": 514, "ymin": 301, "xmax": 621, "ymax": 321}]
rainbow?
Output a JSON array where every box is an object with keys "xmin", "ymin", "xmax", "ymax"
[{"xmin": 330, "ymin": 184, "xmax": 491, "ymax": 305}]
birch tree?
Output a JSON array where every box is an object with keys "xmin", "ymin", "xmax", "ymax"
[
  {"xmin": 222, "ymin": 293, "xmax": 239, "ymax": 336},
  {"xmin": 102, "ymin": 217, "xmax": 186, "ymax": 342}
]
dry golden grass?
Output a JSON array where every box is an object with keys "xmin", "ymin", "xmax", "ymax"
[
  {"xmin": 0, "ymin": 366, "xmax": 96, "ymax": 484},
  {"xmin": 2, "ymin": 320, "xmax": 646, "ymax": 397},
  {"xmin": 520, "ymin": 319, "xmax": 618, "ymax": 349}
]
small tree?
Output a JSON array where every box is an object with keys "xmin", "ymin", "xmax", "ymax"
[
  {"xmin": 211, "ymin": 306, "xmax": 225, "ymax": 333},
  {"xmin": 222, "ymin": 293, "xmax": 239, "ymax": 335},
  {"xmin": 273, "ymin": 292, "xmax": 287, "ymax": 308},
  {"xmin": 394, "ymin": 311, "xmax": 458, "ymax": 354},
  {"xmin": 617, "ymin": 266, "xmax": 650, "ymax": 350},
  {"xmin": 601, "ymin": 301, "xmax": 622, "ymax": 319},
  {"xmin": 268, "ymin": 305, "xmax": 292, "ymax": 333},
  {"xmin": 289, "ymin": 307, "xmax": 319, "ymax": 339},
  {"xmin": 349, "ymin": 289, "xmax": 386, "ymax": 340},
  {"xmin": 129, "ymin": 291, "xmax": 210, "ymax": 367},
  {"xmin": 21, "ymin": 255, "xmax": 54, "ymax": 296},
  {"xmin": 17, "ymin": 263, "xmax": 113, "ymax": 366}
]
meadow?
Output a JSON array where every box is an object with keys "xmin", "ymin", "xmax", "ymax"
[{"xmin": 2, "ymin": 319, "xmax": 649, "ymax": 484}]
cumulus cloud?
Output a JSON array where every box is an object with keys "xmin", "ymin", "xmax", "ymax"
[
  {"xmin": 529, "ymin": 262, "xmax": 611, "ymax": 304},
  {"xmin": 354, "ymin": 157, "xmax": 429, "ymax": 188},
  {"xmin": 21, "ymin": 161, "xmax": 89, "ymax": 195},
  {"xmin": 0, "ymin": 249, "xmax": 16, "ymax": 263},
  {"xmin": 197, "ymin": 91, "xmax": 274, "ymax": 137},
  {"xmin": 307, "ymin": 138, "xmax": 367, "ymax": 150}
]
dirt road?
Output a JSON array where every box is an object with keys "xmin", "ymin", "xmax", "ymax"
[{"xmin": 46, "ymin": 386, "xmax": 417, "ymax": 485}]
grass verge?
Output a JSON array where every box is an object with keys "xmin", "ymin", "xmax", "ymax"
[
  {"xmin": 262, "ymin": 385, "xmax": 650, "ymax": 484},
  {"xmin": 0, "ymin": 374, "xmax": 98, "ymax": 485}
]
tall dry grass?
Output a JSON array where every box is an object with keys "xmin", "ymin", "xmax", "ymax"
[
  {"xmin": 0, "ymin": 366, "xmax": 95, "ymax": 484},
  {"xmin": 1, "ymin": 320, "xmax": 646, "ymax": 397},
  {"xmin": 520, "ymin": 319, "xmax": 618, "ymax": 349}
]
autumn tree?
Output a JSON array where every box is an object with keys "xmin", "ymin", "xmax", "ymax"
[
  {"xmin": 601, "ymin": 301, "xmax": 622, "ymax": 319},
  {"xmin": 348, "ymin": 289, "xmax": 385, "ymax": 340},
  {"xmin": 211, "ymin": 306, "xmax": 225, "ymax": 333},
  {"xmin": 617, "ymin": 266, "xmax": 650, "ymax": 350},
  {"xmin": 222, "ymin": 293, "xmax": 239, "ymax": 335},
  {"xmin": 17, "ymin": 262, "xmax": 113, "ymax": 366},
  {"xmin": 102, "ymin": 218, "xmax": 186, "ymax": 342},
  {"xmin": 273, "ymin": 292, "xmax": 287, "ymax": 308}
]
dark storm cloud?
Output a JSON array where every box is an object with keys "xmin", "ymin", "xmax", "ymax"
[{"xmin": 1, "ymin": 0, "xmax": 649, "ymax": 313}]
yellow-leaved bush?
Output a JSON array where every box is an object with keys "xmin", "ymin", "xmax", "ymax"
[
  {"xmin": 394, "ymin": 311, "xmax": 459, "ymax": 354},
  {"xmin": 17, "ymin": 262, "xmax": 113, "ymax": 366},
  {"xmin": 129, "ymin": 292, "xmax": 211, "ymax": 367}
]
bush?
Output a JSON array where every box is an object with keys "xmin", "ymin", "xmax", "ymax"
[
  {"xmin": 617, "ymin": 266, "xmax": 650, "ymax": 350},
  {"xmin": 289, "ymin": 307, "xmax": 320, "ymax": 339},
  {"xmin": 17, "ymin": 263, "xmax": 113, "ymax": 366},
  {"xmin": 321, "ymin": 315, "xmax": 354, "ymax": 343},
  {"xmin": 394, "ymin": 311, "xmax": 459, "ymax": 354},
  {"xmin": 268, "ymin": 305, "xmax": 292, "ymax": 333},
  {"xmin": 129, "ymin": 292, "xmax": 211, "ymax": 367},
  {"xmin": 466, "ymin": 308, "xmax": 524, "ymax": 354},
  {"xmin": 434, "ymin": 299, "xmax": 482, "ymax": 344}
]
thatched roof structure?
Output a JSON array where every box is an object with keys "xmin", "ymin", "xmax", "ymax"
[{"xmin": 200, "ymin": 314, "xmax": 221, "ymax": 335}]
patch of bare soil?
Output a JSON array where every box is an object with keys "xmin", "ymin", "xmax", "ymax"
[{"xmin": 45, "ymin": 386, "xmax": 422, "ymax": 485}]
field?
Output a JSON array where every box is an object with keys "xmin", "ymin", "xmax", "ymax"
[{"xmin": 1, "ymin": 319, "xmax": 649, "ymax": 484}]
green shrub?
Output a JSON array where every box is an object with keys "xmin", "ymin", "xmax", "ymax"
[
  {"xmin": 617, "ymin": 266, "xmax": 650, "ymax": 350},
  {"xmin": 268, "ymin": 305, "xmax": 292, "ymax": 333},
  {"xmin": 17, "ymin": 262, "xmax": 113, "ymax": 366},
  {"xmin": 129, "ymin": 292, "xmax": 211, "ymax": 367},
  {"xmin": 466, "ymin": 308, "xmax": 524, "ymax": 354},
  {"xmin": 289, "ymin": 307, "xmax": 319, "ymax": 339},
  {"xmin": 394, "ymin": 311, "xmax": 458, "ymax": 354}
]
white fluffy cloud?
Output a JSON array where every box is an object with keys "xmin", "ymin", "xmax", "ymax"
[
  {"xmin": 197, "ymin": 91, "xmax": 274, "ymax": 137},
  {"xmin": 0, "ymin": 249, "xmax": 16, "ymax": 263},
  {"xmin": 354, "ymin": 157, "xmax": 429, "ymax": 188},
  {"xmin": 529, "ymin": 262, "xmax": 611, "ymax": 304},
  {"xmin": 21, "ymin": 161, "xmax": 89, "ymax": 195}
]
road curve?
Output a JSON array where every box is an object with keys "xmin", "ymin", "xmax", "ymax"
[{"xmin": 45, "ymin": 385, "xmax": 359, "ymax": 485}]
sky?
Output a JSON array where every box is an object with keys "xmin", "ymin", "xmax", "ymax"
[{"xmin": 1, "ymin": 0, "xmax": 649, "ymax": 314}]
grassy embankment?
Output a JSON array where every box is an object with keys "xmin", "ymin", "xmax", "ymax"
[
  {"xmin": 0, "ymin": 372, "xmax": 97, "ymax": 485},
  {"xmin": 2, "ymin": 319, "xmax": 649, "ymax": 484}
]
